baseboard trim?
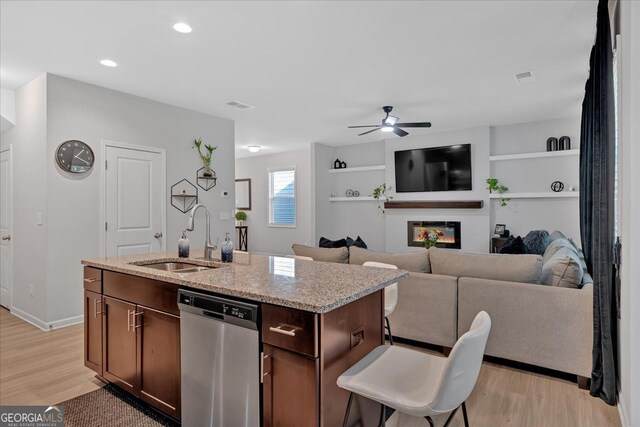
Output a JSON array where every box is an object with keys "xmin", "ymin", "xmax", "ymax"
[
  {"xmin": 10, "ymin": 306, "xmax": 49, "ymax": 331},
  {"xmin": 618, "ymin": 395, "xmax": 630, "ymax": 427},
  {"xmin": 10, "ymin": 307, "xmax": 84, "ymax": 331}
]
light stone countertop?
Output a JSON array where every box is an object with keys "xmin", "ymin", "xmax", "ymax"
[{"xmin": 81, "ymin": 250, "xmax": 408, "ymax": 313}]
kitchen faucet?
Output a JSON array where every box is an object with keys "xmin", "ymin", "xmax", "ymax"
[{"xmin": 186, "ymin": 204, "xmax": 218, "ymax": 260}]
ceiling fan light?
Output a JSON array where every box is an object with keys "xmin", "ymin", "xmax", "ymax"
[
  {"xmin": 384, "ymin": 115, "xmax": 399, "ymax": 126},
  {"xmin": 381, "ymin": 125, "xmax": 395, "ymax": 132}
]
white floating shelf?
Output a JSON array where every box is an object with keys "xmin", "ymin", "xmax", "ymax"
[
  {"xmin": 489, "ymin": 149, "xmax": 579, "ymax": 162},
  {"xmin": 328, "ymin": 165, "xmax": 386, "ymax": 174},
  {"xmin": 490, "ymin": 192, "xmax": 579, "ymax": 199},
  {"xmin": 329, "ymin": 197, "xmax": 376, "ymax": 202}
]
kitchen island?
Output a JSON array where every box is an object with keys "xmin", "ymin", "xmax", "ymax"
[{"xmin": 81, "ymin": 251, "xmax": 407, "ymax": 427}]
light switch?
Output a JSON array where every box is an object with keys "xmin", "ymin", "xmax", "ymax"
[
  {"xmin": 36, "ymin": 212, "xmax": 43, "ymax": 225},
  {"xmin": 221, "ymin": 191, "xmax": 229, "ymax": 198}
]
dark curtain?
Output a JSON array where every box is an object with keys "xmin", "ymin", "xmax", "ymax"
[{"xmin": 579, "ymin": 0, "xmax": 617, "ymax": 406}]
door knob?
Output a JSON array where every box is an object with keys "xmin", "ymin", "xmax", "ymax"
[
  {"xmin": 154, "ymin": 232, "xmax": 163, "ymax": 239},
  {"xmin": 1, "ymin": 235, "xmax": 10, "ymax": 241}
]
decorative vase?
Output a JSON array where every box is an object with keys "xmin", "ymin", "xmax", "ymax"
[{"xmin": 203, "ymin": 164, "xmax": 213, "ymax": 177}]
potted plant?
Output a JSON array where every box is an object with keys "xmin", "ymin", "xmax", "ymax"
[
  {"xmin": 235, "ymin": 210, "xmax": 247, "ymax": 226},
  {"xmin": 486, "ymin": 178, "xmax": 511, "ymax": 207},
  {"xmin": 371, "ymin": 183, "xmax": 393, "ymax": 214},
  {"xmin": 419, "ymin": 229, "xmax": 444, "ymax": 249},
  {"xmin": 193, "ymin": 138, "xmax": 217, "ymax": 177}
]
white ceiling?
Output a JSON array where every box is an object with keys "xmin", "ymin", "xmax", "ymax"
[{"xmin": 1, "ymin": 1, "xmax": 597, "ymax": 157}]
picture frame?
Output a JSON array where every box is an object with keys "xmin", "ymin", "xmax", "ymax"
[{"xmin": 494, "ymin": 224, "xmax": 506, "ymax": 236}]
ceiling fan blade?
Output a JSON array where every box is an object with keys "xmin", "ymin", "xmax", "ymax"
[
  {"xmin": 348, "ymin": 125, "xmax": 380, "ymax": 128},
  {"xmin": 394, "ymin": 122, "xmax": 432, "ymax": 128},
  {"xmin": 358, "ymin": 128, "xmax": 381, "ymax": 136},
  {"xmin": 393, "ymin": 127, "xmax": 409, "ymax": 137}
]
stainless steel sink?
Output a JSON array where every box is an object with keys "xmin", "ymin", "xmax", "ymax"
[{"xmin": 139, "ymin": 262, "xmax": 213, "ymax": 274}]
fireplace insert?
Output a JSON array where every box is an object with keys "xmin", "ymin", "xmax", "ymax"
[{"xmin": 407, "ymin": 221, "xmax": 461, "ymax": 249}]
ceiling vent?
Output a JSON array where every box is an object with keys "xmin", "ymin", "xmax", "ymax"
[
  {"xmin": 225, "ymin": 100, "xmax": 254, "ymax": 110},
  {"xmin": 513, "ymin": 71, "xmax": 536, "ymax": 85}
]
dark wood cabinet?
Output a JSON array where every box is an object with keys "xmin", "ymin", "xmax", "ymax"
[
  {"xmin": 102, "ymin": 296, "xmax": 138, "ymax": 394},
  {"xmin": 262, "ymin": 343, "xmax": 319, "ymax": 427},
  {"xmin": 83, "ymin": 290, "xmax": 103, "ymax": 375},
  {"xmin": 262, "ymin": 291, "xmax": 384, "ymax": 427},
  {"xmin": 137, "ymin": 306, "xmax": 181, "ymax": 419}
]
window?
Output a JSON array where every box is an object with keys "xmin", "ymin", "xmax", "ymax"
[{"xmin": 269, "ymin": 167, "xmax": 296, "ymax": 227}]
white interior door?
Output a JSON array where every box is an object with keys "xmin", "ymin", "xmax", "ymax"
[
  {"xmin": 0, "ymin": 148, "xmax": 13, "ymax": 308},
  {"xmin": 105, "ymin": 146, "xmax": 165, "ymax": 256}
]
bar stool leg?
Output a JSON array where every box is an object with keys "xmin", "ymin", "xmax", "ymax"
[
  {"xmin": 385, "ymin": 317, "xmax": 394, "ymax": 345},
  {"xmin": 342, "ymin": 392, "xmax": 354, "ymax": 427},
  {"xmin": 462, "ymin": 401, "xmax": 470, "ymax": 427}
]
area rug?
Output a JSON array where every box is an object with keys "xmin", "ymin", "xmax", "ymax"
[{"xmin": 57, "ymin": 384, "xmax": 179, "ymax": 427}]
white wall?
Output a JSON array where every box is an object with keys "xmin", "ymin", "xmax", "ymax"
[
  {"xmin": 1, "ymin": 88, "xmax": 16, "ymax": 132},
  {"xmin": 235, "ymin": 149, "xmax": 312, "ymax": 255},
  {"xmin": 618, "ymin": 1, "xmax": 640, "ymax": 425},
  {"xmin": 313, "ymin": 141, "xmax": 387, "ymax": 251},
  {"xmin": 3, "ymin": 74, "xmax": 235, "ymax": 327},
  {"xmin": 384, "ymin": 126, "xmax": 491, "ymax": 253},
  {"xmin": 0, "ymin": 75, "xmax": 48, "ymax": 322},
  {"xmin": 491, "ymin": 117, "xmax": 581, "ymax": 243}
]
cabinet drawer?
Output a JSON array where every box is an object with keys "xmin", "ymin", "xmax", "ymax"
[
  {"xmin": 103, "ymin": 271, "xmax": 179, "ymax": 316},
  {"xmin": 262, "ymin": 304, "xmax": 317, "ymax": 358},
  {"xmin": 83, "ymin": 267, "xmax": 102, "ymax": 293}
]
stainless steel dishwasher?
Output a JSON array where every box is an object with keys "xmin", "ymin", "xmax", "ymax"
[{"xmin": 178, "ymin": 289, "xmax": 260, "ymax": 427}]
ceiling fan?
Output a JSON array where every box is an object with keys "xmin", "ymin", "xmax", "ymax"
[{"xmin": 348, "ymin": 106, "xmax": 431, "ymax": 137}]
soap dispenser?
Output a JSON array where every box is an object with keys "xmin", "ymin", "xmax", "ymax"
[
  {"xmin": 178, "ymin": 231, "xmax": 190, "ymax": 258},
  {"xmin": 221, "ymin": 232, "xmax": 233, "ymax": 263}
]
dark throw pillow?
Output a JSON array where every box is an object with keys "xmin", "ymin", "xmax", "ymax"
[
  {"xmin": 523, "ymin": 230, "xmax": 551, "ymax": 256},
  {"xmin": 346, "ymin": 236, "xmax": 368, "ymax": 249},
  {"xmin": 499, "ymin": 236, "xmax": 529, "ymax": 255},
  {"xmin": 319, "ymin": 237, "xmax": 348, "ymax": 248}
]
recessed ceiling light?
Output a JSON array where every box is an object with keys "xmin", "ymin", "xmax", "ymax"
[
  {"xmin": 99, "ymin": 59, "xmax": 118, "ymax": 67},
  {"xmin": 248, "ymin": 146, "xmax": 261, "ymax": 153},
  {"xmin": 173, "ymin": 22, "xmax": 192, "ymax": 33}
]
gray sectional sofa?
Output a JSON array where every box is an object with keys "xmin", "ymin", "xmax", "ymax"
[{"xmin": 292, "ymin": 243, "xmax": 593, "ymax": 386}]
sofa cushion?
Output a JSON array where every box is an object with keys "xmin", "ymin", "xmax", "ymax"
[
  {"xmin": 348, "ymin": 246, "xmax": 430, "ymax": 273},
  {"xmin": 540, "ymin": 245, "xmax": 584, "ymax": 288},
  {"xmin": 292, "ymin": 244, "xmax": 349, "ymax": 263},
  {"xmin": 499, "ymin": 236, "xmax": 529, "ymax": 254},
  {"xmin": 543, "ymin": 238, "xmax": 578, "ymax": 264},
  {"xmin": 523, "ymin": 230, "xmax": 551, "ymax": 255},
  {"xmin": 549, "ymin": 230, "xmax": 568, "ymax": 242},
  {"xmin": 429, "ymin": 249, "xmax": 542, "ymax": 284},
  {"xmin": 318, "ymin": 237, "xmax": 348, "ymax": 248}
]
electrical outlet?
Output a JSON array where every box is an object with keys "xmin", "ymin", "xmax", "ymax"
[
  {"xmin": 29, "ymin": 284, "xmax": 34, "ymax": 297},
  {"xmin": 221, "ymin": 191, "xmax": 229, "ymax": 198}
]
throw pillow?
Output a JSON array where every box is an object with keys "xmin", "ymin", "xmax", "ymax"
[
  {"xmin": 540, "ymin": 245, "xmax": 584, "ymax": 288},
  {"xmin": 318, "ymin": 237, "xmax": 348, "ymax": 248},
  {"xmin": 346, "ymin": 236, "xmax": 368, "ymax": 249},
  {"xmin": 292, "ymin": 244, "xmax": 349, "ymax": 263},
  {"xmin": 523, "ymin": 230, "xmax": 550, "ymax": 255},
  {"xmin": 499, "ymin": 236, "xmax": 529, "ymax": 254},
  {"xmin": 549, "ymin": 230, "xmax": 568, "ymax": 242},
  {"xmin": 348, "ymin": 246, "xmax": 430, "ymax": 273}
]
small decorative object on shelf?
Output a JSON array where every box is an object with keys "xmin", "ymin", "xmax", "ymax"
[
  {"xmin": 197, "ymin": 167, "xmax": 217, "ymax": 190},
  {"xmin": 486, "ymin": 178, "xmax": 510, "ymax": 207},
  {"xmin": 353, "ymin": 190, "xmax": 360, "ymax": 197},
  {"xmin": 494, "ymin": 224, "xmax": 506, "ymax": 237},
  {"xmin": 568, "ymin": 184, "xmax": 576, "ymax": 191},
  {"xmin": 551, "ymin": 181, "xmax": 565, "ymax": 192},
  {"xmin": 193, "ymin": 138, "xmax": 217, "ymax": 177},
  {"xmin": 334, "ymin": 158, "xmax": 343, "ymax": 169},
  {"xmin": 419, "ymin": 229, "xmax": 444, "ymax": 249},
  {"xmin": 559, "ymin": 136, "xmax": 571, "ymax": 150},
  {"xmin": 371, "ymin": 183, "xmax": 393, "ymax": 213},
  {"xmin": 235, "ymin": 210, "xmax": 247, "ymax": 226},
  {"xmin": 330, "ymin": 193, "xmax": 337, "ymax": 198},
  {"xmin": 345, "ymin": 189, "xmax": 354, "ymax": 197},
  {"xmin": 340, "ymin": 161, "xmax": 347, "ymax": 168},
  {"xmin": 546, "ymin": 137, "xmax": 558, "ymax": 152},
  {"xmin": 171, "ymin": 179, "xmax": 198, "ymax": 213}
]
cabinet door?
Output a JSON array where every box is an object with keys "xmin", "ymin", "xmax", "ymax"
[
  {"xmin": 102, "ymin": 296, "xmax": 138, "ymax": 394},
  {"xmin": 263, "ymin": 343, "xmax": 318, "ymax": 427},
  {"xmin": 136, "ymin": 305, "xmax": 181, "ymax": 420},
  {"xmin": 84, "ymin": 290, "xmax": 103, "ymax": 374}
]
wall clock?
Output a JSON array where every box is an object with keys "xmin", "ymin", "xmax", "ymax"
[{"xmin": 56, "ymin": 140, "xmax": 94, "ymax": 173}]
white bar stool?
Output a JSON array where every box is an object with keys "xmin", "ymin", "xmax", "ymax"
[
  {"xmin": 363, "ymin": 261, "xmax": 398, "ymax": 345},
  {"xmin": 337, "ymin": 311, "xmax": 491, "ymax": 427}
]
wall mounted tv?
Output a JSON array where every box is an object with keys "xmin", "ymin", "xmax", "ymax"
[{"xmin": 394, "ymin": 144, "xmax": 472, "ymax": 192}]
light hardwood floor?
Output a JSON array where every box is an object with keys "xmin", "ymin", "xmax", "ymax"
[{"xmin": 0, "ymin": 307, "xmax": 620, "ymax": 426}]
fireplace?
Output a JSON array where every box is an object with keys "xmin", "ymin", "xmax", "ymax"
[{"xmin": 407, "ymin": 221, "xmax": 461, "ymax": 249}]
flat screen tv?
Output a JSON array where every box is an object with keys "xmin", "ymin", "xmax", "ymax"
[{"xmin": 394, "ymin": 144, "xmax": 472, "ymax": 192}]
